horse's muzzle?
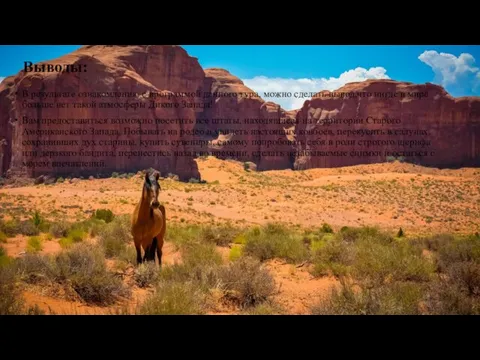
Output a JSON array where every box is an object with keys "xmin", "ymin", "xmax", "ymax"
[{"xmin": 151, "ymin": 201, "xmax": 160, "ymax": 209}]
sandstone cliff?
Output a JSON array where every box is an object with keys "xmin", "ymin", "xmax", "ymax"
[
  {"xmin": 197, "ymin": 68, "xmax": 295, "ymax": 170},
  {"xmin": 0, "ymin": 45, "xmax": 205, "ymax": 180},
  {"xmin": 294, "ymin": 79, "xmax": 480, "ymax": 170},
  {"xmin": 1, "ymin": 46, "xmax": 479, "ymax": 181}
]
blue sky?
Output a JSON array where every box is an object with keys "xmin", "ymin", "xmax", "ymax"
[{"xmin": 1, "ymin": 45, "xmax": 479, "ymax": 109}]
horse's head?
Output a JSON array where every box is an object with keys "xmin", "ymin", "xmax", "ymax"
[{"xmin": 144, "ymin": 170, "xmax": 161, "ymax": 209}]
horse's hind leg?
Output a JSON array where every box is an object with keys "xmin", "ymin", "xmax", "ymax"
[
  {"xmin": 150, "ymin": 237, "xmax": 158, "ymax": 263},
  {"xmin": 143, "ymin": 244, "xmax": 151, "ymax": 263},
  {"xmin": 135, "ymin": 243, "xmax": 142, "ymax": 265}
]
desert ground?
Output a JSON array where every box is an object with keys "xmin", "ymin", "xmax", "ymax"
[{"xmin": 1, "ymin": 157, "xmax": 479, "ymax": 315}]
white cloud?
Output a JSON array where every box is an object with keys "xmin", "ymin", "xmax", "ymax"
[
  {"xmin": 418, "ymin": 50, "xmax": 479, "ymax": 89},
  {"xmin": 0, "ymin": 77, "xmax": 4, "ymax": 84},
  {"xmin": 243, "ymin": 67, "xmax": 390, "ymax": 110}
]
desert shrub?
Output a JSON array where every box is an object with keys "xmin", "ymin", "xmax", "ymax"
[
  {"xmin": 243, "ymin": 223, "xmax": 309, "ymax": 263},
  {"xmin": 66, "ymin": 228, "xmax": 87, "ymax": 243},
  {"xmin": 0, "ymin": 246, "xmax": 11, "ymax": 267},
  {"xmin": 59, "ymin": 237, "xmax": 74, "ymax": 249},
  {"xmin": 311, "ymin": 227, "xmax": 434, "ymax": 282},
  {"xmin": 27, "ymin": 236, "xmax": 43, "ymax": 253},
  {"xmin": 200, "ymin": 224, "xmax": 243, "ymax": 247},
  {"xmin": 397, "ymin": 228, "xmax": 404, "ymax": 237},
  {"xmin": 443, "ymin": 261, "xmax": 480, "ymax": 297},
  {"xmin": 229, "ymin": 246, "xmax": 242, "ymax": 261},
  {"xmin": 25, "ymin": 304, "xmax": 45, "ymax": 315},
  {"xmin": 320, "ymin": 223, "xmax": 334, "ymax": 234},
  {"xmin": 158, "ymin": 244, "xmax": 223, "ymax": 291},
  {"xmin": 182, "ymin": 243, "xmax": 223, "ymax": 268},
  {"xmin": 138, "ymin": 281, "xmax": 206, "ymax": 315},
  {"xmin": 352, "ymin": 240, "xmax": 435, "ymax": 285},
  {"xmin": 92, "ymin": 209, "xmax": 115, "ymax": 223},
  {"xmin": 134, "ymin": 262, "xmax": 159, "ymax": 288},
  {"xmin": 337, "ymin": 226, "xmax": 393, "ymax": 245},
  {"xmin": 0, "ymin": 265, "xmax": 24, "ymax": 315},
  {"xmin": 118, "ymin": 245, "xmax": 137, "ymax": 265},
  {"xmin": 217, "ymin": 256, "xmax": 276, "ymax": 307},
  {"xmin": 54, "ymin": 243, "xmax": 127, "ymax": 305},
  {"xmin": 17, "ymin": 243, "xmax": 127, "ymax": 305},
  {"xmin": 422, "ymin": 234, "xmax": 455, "ymax": 252},
  {"xmin": 18, "ymin": 220, "xmax": 40, "ymax": 236},
  {"xmin": 425, "ymin": 278, "xmax": 480, "ymax": 315},
  {"xmin": 98, "ymin": 215, "xmax": 133, "ymax": 258},
  {"xmin": 1, "ymin": 219, "xmax": 19, "ymax": 237},
  {"xmin": 166, "ymin": 223, "xmax": 203, "ymax": 249},
  {"xmin": 56, "ymin": 177, "xmax": 65, "ymax": 183},
  {"xmin": 189, "ymin": 178, "xmax": 200, "ymax": 184},
  {"xmin": 31, "ymin": 211, "xmax": 43, "ymax": 228},
  {"xmin": 243, "ymin": 301, "xmax": 284, "ymax": 315},
  {"xmin": 49, "ymin": 221, "xmax": 71, "ymax": 238},
  {"xmin": 435, "ymin": 235, "xmax": 480, "ymax": 271},
  {"xmin": 0, "ymin": 231, "xmax": 7, "ymax": 243},
  {"xmin": 111, "ymin": 172, "xmax": 119, "ymax": 178},
  {"xmin": 16, "ymin": 253, "xmax": 56, "ymax": 284},
  {"xmin": 311, "ymin": 279, "xmax": 424, "ymax": 315},
  {"xmin": 311, "ymin": 237, "xmax": 354, "ymax": 277}
]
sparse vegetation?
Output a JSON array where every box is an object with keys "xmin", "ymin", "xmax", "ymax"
[
  {"xmin": 217, "ymin": 256, "xmax": 276, "ymax": 308},
  {"xmin": 16, "ymin": 243, "xmax": 128, "ymax": 305},
  {"xmin": 0, "ymin": 265, "xmax": 24, "ymax": 314},
  {"xmin": 0, "ymin": 156, "xmax": 479, "ymax": 315},
  {"xmin": 134, "ymin": 262, "xmax": 159, "ymax": 288},
  {"xmin": 49, "ymin": 221, "xmax": 71, "ymax": 238},
  {"xmin": 27, "ymin": 236, "xmax": 43, "ymax": 253},
  {"xmin": 243, "ymin": 223, "xmax": 309, "ymax": 263},
  {"xmin": 138, "ymin": 281, "xmax": 206, "ymax": 315},
  {"xmin": 92, "ymin": 209, "xmax": 115, "ymax": 223},
  {"xmin": 98, "ymin": 215, "xmax": 133, "ymax": 258}
]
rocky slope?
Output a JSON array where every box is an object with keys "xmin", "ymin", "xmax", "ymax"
[
  {"xmin": 0, "ymin": 45, "xmax": 205, "ymax": 180},
  {"xmin": 294, "ymin": 80, "xmax": 480, "ymax": 169}
]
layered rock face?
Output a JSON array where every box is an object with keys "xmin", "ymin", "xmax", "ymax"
[
  {"xmin": 197, "ymin": 68, "xmax": 295, "ymax": 170},
  {"xmin": 1, "ymin": 46, "xmax": 479, "ymax": 181},
  {"xmin": 294, "ymin": 80, "xmax": 480, "ymax": 169},
  {"xmin": 0, "ymin": 45, "xmax": 205, "ymax": 180}
]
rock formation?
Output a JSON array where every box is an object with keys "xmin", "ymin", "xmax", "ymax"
[
  {"xmin": 0, "ymin": 45, "xmax": 205, "ymax": 180},
  {"xmin": 0, "ymin": 46, "xmax": 479, "ymax": 181},
  {"xmin": 294, "ymin": 80, "xmax": 480, "ymax": 169},
  {"xmin": 197, "ymin": 68, "xmax": 295, "ymax": 170}
]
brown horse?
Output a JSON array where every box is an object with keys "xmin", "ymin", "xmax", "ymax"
[{"xmin": 131, "ymin": 170, "xmax": 166, "ymax": 265}]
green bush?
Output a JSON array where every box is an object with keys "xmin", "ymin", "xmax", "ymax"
[
  {"xmin": 243, "ymin": 223, "xmax": 309, "ymax": 263},
  {"xmin": 18, "ymin": 220, "xmax": 40, "ymax": 236},
  {"xmin": 320, "ymin": 223, "xmax": 334, "ymax": 234},
  {"xmin": 27, "ymin": 236, "xmax": 43, "ymax": 253},
  {"xmin": 17, "ymin": 243, "xmax": 128, "ymax": 305},
  {"xmin": 138, "ymin": 281, "xmax": 206, "ymax": 315},
  {"xmin": 98, "ymin": 215, "xmax": 132, "ymax": 258},
  {"xmin": 49, "ymin": 221, "xmax": 71, "ymax": 238},
  {"xmin": 217, "ymin": 256, "xmax": 276, "ymax": 307},
  {"xmin": 1, "ymin": 219, "xmax": 19, "ymax": 237},
  {"xmin": 311, "ymin": 279, "xmax": 424, "ymax": 315},
  {"xmin": 134, "ymin": 262, "xmax": 159, "ymax": 288},
  {"xmin": 92, "ymin": 209, "xmax": 115, "ymax": 223},
  {"xmin": 0, "ymin": 265, "xmax": 24, "ymax": 315}
]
